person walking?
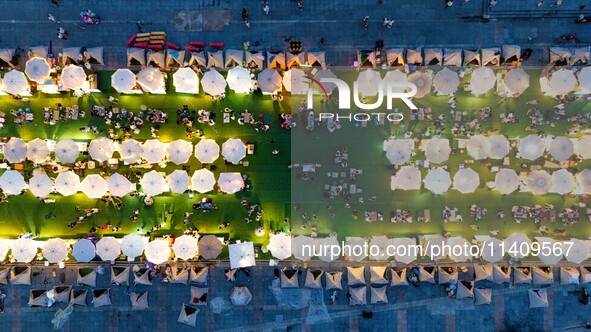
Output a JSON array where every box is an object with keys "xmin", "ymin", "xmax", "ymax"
[
  {"xmin": 263, "ymin": 3, "xmax": 269, "ymax": 15},
  {"xmin": 298, "ymin": 1, "xmax": 304, "ymax": 12},
  {"xmin": 445, "ymin": 0, "xmax": 454, "ymax": 8},
  {"xmin": 48, "ymin": 14, "xmax": 59, "ymax": 23},
  {"xmin": 362, "ymin": 16, "xmax": 369, "ymax": 27}
]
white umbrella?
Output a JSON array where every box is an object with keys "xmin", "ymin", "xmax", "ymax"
[
  {"xmin": 257, "ymin": 68, "xmax": 282, "ymax": 94},
  {"xmin": 550, "ymin": 68, "xmax": 576, "ymax": 95},
  {"xmin": 488, "ymin": 135, "xmax": 510, "ymax": 160},
  {"xmin": 88, "ymin": 137, "xmax": 113, "ymax": 162},
  {"xmin": 423, "ymin": 167, "xmax": 452, "ymax": 194},
  {"xmin": 173, "ymin": 67, "xmax": 199, "ymax": 94},
  {"xmin": 267, "ymin": 233, "xmax": 291, "ymax": 260},
  {"xmin": 191, "ymin": 168, "xmax": 216, "ymax": 193},
  {"xmin": 0, "ymin": 170, "xmax": 25, "ymax": 195},
  {"xmin": 201, "ymin": 68, "xmax": 226, "ymax": 96},
  {"xmin": 222, "ymin": 138, "xmax": 246, "ymax": 165},
  {"xmin": 226, "ymin": 66, "xmax": 252, "ymax": 94},
  {"xmin": 72, "ymin": 239, "xmax": 95, "ymax": 263},
  {"xmin": 453, "ymin": 168, "xmax": 480, "ymax": 194},
  {"xmin": 505, "ymin": 68, "xmax": 529, "ymax": 95},
  {"xmin": 495, "ymin": 169, "xmax": 519, "ymax": 195},
  {"xmin": 535, "ymin": 237, "xmax": 563, "ymax": 265},
  {"xmin": 481, "ymin": 237, "xmax": 504, "ymax": 263},
  {"xmin": 54, "ymin": 139, "xmax": 79, "ymax": 163},
  {"xmin": 166, "ymin": 139, "xmax": 192, "ymax": 165},
  {"xmin": 137, "ymin": 67, "xmax": 164, "ymax": 93},
  {"xmin": 229, "ymin": 242, "xmax": 255, "ymax": 268},
  {"xmin": 4, "ymin": 70, "xmax": 28, "ymax": 95},
  {"xmin": 141, "ymin": 139, "xmax": 166, "ymax": 164},
  {"xmin": 470, "ymin": 67, "xmax": 496, "ymax": 95},
  {"xmin": 194, "ymin": 139, "xmax": 219, "ymax": 164},
  {"xmin": 107, "ymin": 173, "xmax": 132, "ymax": 197},
  {"xmin": 407, "ymin": 71, "xmax": 432, "ymax": 98},
  {"xmin": 467, "ymin": 135, "xmax": 491, "ymax": 160},
  {"xmin": 0, "ymin": 239, "xmax": 8, "ymax": 261},
  {"xmin": 518, "ymin": 135, "xmax": 545, "ymax": 160},
  {"xmin": 140, "ymin": 170, "xmax": 166, "ymax": 196},
  {"xmin": 369, "ymin": 236, "xmax": 393, "ymax": 260},
  {"xmin": 385, "ymin": 140, "xmax": 412, "ymax": 165},
  {"xmin": 42, "ymin": 238, "xmax": 68, "ymax": 263},
  {"xmin": 26, "ymin": 138, "xmax": 49, "ymax": 163},
  {"xmin": 282, "ymin": 68, "xmax": 307, "ymax": 95},
  {"xmin": 318, "ymin": 237, "xmax": 341, "ymax": 262},
  {"xmin": 119, "ymin": 139, "xmax": 143, "ymax": 164},
  {"xmin": 3, "ymin": 138, "xmax": 27, "ymax": 163},
  {"xmin": 121, "ymin": 233, "xmax": 146, "ymax": 259},
  {"xmin": 565, "ymin": 239, "xmax": 589, "ymax": 264},
  {"xmin": 12, "ymin": 238, "xmax": 37, "ymax": 262},
  {"xmin": 576, "ymin": 136, "xmax": 591, "ymax": 159},
  {"xmin": 424, "ymin": 234, "xmax": 447, "ymax": 260},
  {"xmin": 80, "ymin": 174, "xmax": 108, "ymax": 199},
  {"xmin": 218, "ymin": 172, "xmax": 244, "ymax": 194},
  {"xmin": 24, "ymin": 57, "xmax": 50, "ymax": 83},
  {"xmin": 549, "ymin": 136, "xmax": 574, "ymax": 161},
  {"xmin": 198, "ymin": 235, "xmax": 222, "ymax": 259},
  {"xmin": 345, "ymin": 237, "xmax": 367, "ymax": 261},
  {"xmin": 145, "ymin": 239, "xmax": 171, "ymax": 264},
  {"xmin": 166, "ymin": 170, "xmax": 190, "ymax": 194},
  {"xmin": 55, "ymin": 171, "xmax": 80, "ymax": 196},
  {"xmin": 504, "ymin": 233, "xmax": 531, "ymax": 258},
  {"xmin": 313, "ymin": 69, "xmax": 337, "ymax": 94},
  {"xmin": 392, "ymin": 238, "xmax": 417, "ymax": 264},
  {"xmin": 526, "ymin": 170, "xmax": 552, "ymax": 195},
  {"xmin": 357, "ymin": 69, "xmax": 383, "ymax": 97},
  {"xmin": 551, "ymin": 169, "xmax": 575, "ymax": 194},
  {"xmin": 447, "ymin": 236, "xmax": 471, "ymax": 262},
  {"xmin": 29, "ymin": 173, "xmax": 53, "ymax": 197},
  {"xmin": 577, "ymin": 169, "xmax": 591, "ymax": 194},
  {"xmin": 172, "ymin": 235, "xmax": 198, "ymax": 261},
  {"xmin": 425, "ymin": 138, "xmax": 451, "ymax": 164},
  {"xmin": 96, "ymin": 237, "xmax": 121, "ymax": 262},
  {"xmin": 433, "ymin": 68, "xmax": 459, "ymax": 95},
  {"xmin": 291, "ymin": 236, "xmax": 314, "ymax": 261},
  {"xmin": 60, "ymin": 65, "xmax": 86, "ymax": 90},
  {"xmin": 111, "ymin": 69, "xmax": 136, "ymax": 93},
  {"xmin": 230, "ymin": 286, "xmax": 252, "ymax": 306},
  {"xmin": 383, "ymin": 69, "xmax": 408, "ymax": 93},
  {"xmin": 395, "ymin": 166, "xmax": 421, "ymax": 190}
]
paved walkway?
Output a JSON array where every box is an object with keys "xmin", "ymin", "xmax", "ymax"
[{"xmin": 0, "ymin": 0, "xmax": 588, "ymax": 68}]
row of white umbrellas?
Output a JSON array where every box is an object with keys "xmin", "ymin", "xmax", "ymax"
[
  {"xmin": 3, "ymin": 137, "xmax": 247, "ymax": 165},
  {"xmin": 0, "ymin": 234, "xmax": 223, "ymax": 264},
  {"xmin": 385, "ymin": 135, "xmax": 586, "ymax": 166},
  {"xmin": 4, "ymin": 60, "xmax": 87, "ymax": 95},
  {"xmin": 0, "ymin": 170, "xmax": 245, "ymax": 197}
]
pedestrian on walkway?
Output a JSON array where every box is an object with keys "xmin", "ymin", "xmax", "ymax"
[
  {"xmin": 298, "ymin": 1, "xmax": 304, "ymax": 12},
  {"xmin": 48, "ymin": 14, "xmax": 59, "ymax": 23},
  {"xmin": 460, "ymin": 0, "xmax": 470, "ymax": 5},
  {"xmin": 445, "ymin": 0, "xmax": 454, "ymax": 8},
  {"xmin": 319, "ymin": 37, "xmax": 325, "ymax": 45},
  {"xmin": 362, "ymin": 16, "xmax": 369, "ymax": 27},
  {"xmin": 50, "ymin": 0, "xmax": 59, "ymax": 6},
  {"xmin": 57, "ymin": 27, "xmax": 67, "ymax": 35},
  {"xmin": 551, "ymin": 0, "xmax": 563, "ymax": 6},
  {"xmin": 489, "ymin": 0, "xmax": 497, "ymax": 7},
  {"xmin": 263, "ymin": 2, "xmax": 270, "ymax": 15},
  {"xmin": 537, "ymin": 1, "xmax": 544, "ymax": 6}
]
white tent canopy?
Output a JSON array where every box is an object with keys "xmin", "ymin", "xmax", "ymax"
[
  {"xmin": 226, "ymin": 66, "xmax": 252, "ymax": 94},
  {"xmin": 529, "ymin": 289, "xmax": 549, "ymax": 308},
  {"xmin": 3, "ymin": 138, "xmax": 27, "ymax": 164},
  {"xmin": 505, "ymin": 68, "xmax": 530, "ymax": 95},
  {"xmin": 141, "ymin": 139, "xmax": 166, "ymax": 164},
  {"xmin": 394, "ymin": 166, "xmax": 421, "ymax": 190},
  {"xmin": 433, "ymin": 68, "xmax": 459, "ymax": 95},
  {"xmin": 145, "ymin": 239, "xmax": 171, "ymax": 264},
  {"xmin": 549, "ymin": 136, "xmax": 574, "ymax": 161},
  {"xmin": 224, "ymin": 49, "xmax": 243, "ymax": 68},
  {"xmin": 166, "ymin": 139, "xmax": 193, "ymax": 165},
  {"xmin": 172, "ymin": 235, "xmax": 198, "ymax": 260},
  {"xmin": 495, "ymin": 169, "xmax": 519, "ymax": 195},
  {"xmin": 425, "ymin": 138, "xmax": 451, "ymax": 164},
  {"xmin": 257, "ymin": 68, "xmax": 282, "ymax": 94},
  {"xmin": 4, "ymin": 70, "xmax": 29, "ymax": 95},
  {"xmin": 230, "ymin": 286, "xmax": 252, "ymax": 306},
  {"xmin": 25, "ymin": 57, "xmax": 51, "ymax": 83},
  {"xmin": 222, "ymin": 138, "xmax": 246, "ymax": 165},
  {"xmin": 96, "ymin": 237, "xmax": 121, "ymax": 261},
  {"xmin": 229, "ymin": 242, "xmax": 255, "ymax": 269},
  {"xmin": 0, "ymin": 170, "xmax": 25, "ymax": 195},
  {"xmin": 518, "ymin": 135, "xmax": 545, "ymax": 160},
  {"xmin": 194, "ymin": 139, "xmax": 219, "ymax": 164},
  {"xmin": 111, "ymin": 69, "xmax": 136, "ymax": 93},
  {"xmin": 424, "ymin": 48, "xmax": 442, "ymax": 65},
  {"xmin": 55, "ymin": 171, "xmax": 80, "ymax": 196},
  {"xmin": 72, "ymin": 239, "xmax": 95, "ymax": 262},
  {"xmin": 121, "ymin": 233, "xmax": 146, "ymax": 259},
  {"xmin": 166, "ymin": 170, "xmax": 189, "ymax": 194},
  {"xmin": 453, "ymin": 168, "xmax": 480, "ymax": 194},
  {"xmin": 140, "ymin": 170, "xmax": 166, "ymax": 196},
  {"xmin": 201, "ymin": 69, "xmax": 226, "ymax": 96},
  {"xmin": 60, "ymin": 65, "xmax": 86, "ymax": 90},
  {"xmin": 27, "ymin": 138, "xmax": 49, "ymax": 164},
  {"xmin": 54, "ymin": 139, "xmax": 79, "ymax": 164},
  {"xmin": 173, "ymin": 68, "xmax": 199, "ymax": 94},
  {"xmin": 488, "ymin": 135, "xmax": 510, "ymax": 160},
  {"xmin": 137, "ymin": 67, "xmax": 165, "ymax": 93},
  {"xmin": 550, "ymin": 68, "xmax": 576, "ymax": 95},
  {"xmin": 89, "ymin": 137, "xmax": 113, "ymax": 162},
  {"xmin": 470, "ymin": 67, "xmax": 496, "ymax": 95},
  {"xmin": 502, "ymin": 45, "xmax": 521, "ymax": 63},
  {"xmin": 217, "ymin": 173, "xmax": 243, "ymax": 194},
  {"xmin": 267, "ymin": 233, "xmax": 292, "ymax": 260},
  {"xmin": 29, "ymin": 173, "xmax": 53, "ymax": 197},
  {"xmin": 191, "ymin": 168, "xmax": 216, "ymax": 194},
  {"xmin": 207, "ymin": 50, "xmax": 224, "ymax": 69},
  {"xmin": 443, "ymin": 48, "xmax": 462, "ymax": 67},
  {"xmin": 551, "ymin": 169, "xmax": 575, "ymax": 194},
  {"xmin": 526, "ymin": 170, "xmax": 552, "ymax": 195},
  {"xmin": 81, "ymin": 174, "xmax": 108, "ymax": 199},
  {"xmin": 424, "ymin": 167, "xmax": 452, "ymax": 194},
  {"xmin": 467, "ymin": 135, "xmax": 491, "ymax": 160},
  {"xmin": 107, "ymin": 173, "xmax": 133, "ymax": 197}
]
